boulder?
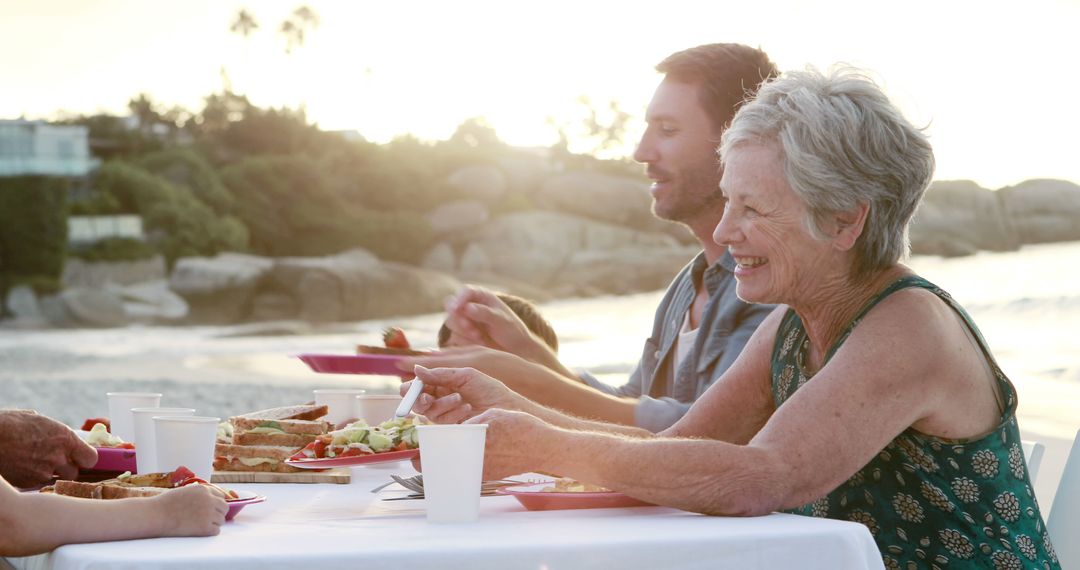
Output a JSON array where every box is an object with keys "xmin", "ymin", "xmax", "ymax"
[
  {"xmin": 5, "ymin": 285, "xmax": 42, "ymax": 321},
  {"xmin": 168, "ymin": 253, "xmax": 274, "ymax": 324},
  {"xmin": 106, "ymin": 280, "xmax": 189, "ymax": 321},
  {"xmin": 62, "ymin": 255, "xmax": 167, "ymax": 288},
  {"xmin": 60, "ymin": 287, "xmax": 128, "ymax": 327},
  {"xmin": 998, "ymin": 179, "xmax": 1080, "ymax": 244},
  {"xmin": 535, "ymin": 172, "xmax": 655, "ymax": 229},
  {"xmin": 426, "ymin": 200, "xmax": 490, "ymax": 235},
  {"xmin": 467, "ymin": 211, "xmax": 680, "ymax": 287},
  {"xmin": 421, "ymin": 242, "xmax": 457, "ymax": 273},
  {"xmin": 338, "ymin": 262, "xmax": 462, "ymax": 320},
  {"xmin": 445, "ymin": 165, "xmax": 507, "ymax": 203},
  {"xmin": 459, "ymin": 243, "xmax": 491, "ymax": 274},
  {"xmin": 556, "ymin": 245, "xmax": 699, "ymax": 296},
  {"xmin": 909, "ymin": 181, "xmax": 1019, "ymax": 256},
  {"xmin": 250, "ymin": 292, "xmax": 298, "ymax": 322}
]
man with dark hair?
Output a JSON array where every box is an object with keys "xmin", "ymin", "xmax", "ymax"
[{"xmin": 422, "ymin": 44, "xmax": 778, "ymax": 431}]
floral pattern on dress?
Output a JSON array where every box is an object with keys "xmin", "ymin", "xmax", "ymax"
[
  {"xmin": 951, "ymin": 477, "xmax": 981, "ymax": 503},
  {"xmin": 1015, "ymin": 534, "xmax": 1037, "ymax": 560},
  {"xmin": 1008, "ymin": 444, "xmax": 1025, "ymax": 479},
  {"xmin": 777, "ymin": 365, "xmax": 794, "ymax": 398},
  {"xmin": 848, "ymin": 510, "xmax": 880, "ymax": 536},
  {"xmin": 892, "ymin": 493, "xmax": 925, "ymax": 523},
  {"xmin": 993, "ymin": 491, "xmax": 1021, "ymax": 523},
  {"xmin": 898, "ymin": 437, "xmax": 940, "ymax": 472},
  {"xmin": 810, "ymin": 495, "xmax": 829, "ymax": 518},
  {"xmin": 920, "ymin": 481, "xmax": 955, "ymax": 513},
  {"xmin": 939, "ymin": 529, "xmax": 975, "ymax": 559},
  {"xmin": 973, "ymin": 449, "xmax": 1000, "ymax": 478},
  {"xmin": 992, "ymin": 550, "xmax": 1023, "ymax": 570}
]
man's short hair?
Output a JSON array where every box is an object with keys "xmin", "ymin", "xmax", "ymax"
[{"xmin": 656, "ymin": 43, "xmax": 779, "ymax": 133}]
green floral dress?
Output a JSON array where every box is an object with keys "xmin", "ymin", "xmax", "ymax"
[{"xmin": 772, "ymin": 276, "xmax": 1060, "ymax": 569}]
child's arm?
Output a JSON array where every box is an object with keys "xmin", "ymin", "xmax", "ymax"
[{"xmin": 0, "ymin": 479, "xmax": 227, "ymax": 557}]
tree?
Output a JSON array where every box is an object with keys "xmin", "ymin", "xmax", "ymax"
[
  {"xmin": 279, "ymin": 5, "xmax": 320, "ymax": 54},
  {"xmin": 229, "ymin": 9, "xmax": 259, "ymax": 39}
]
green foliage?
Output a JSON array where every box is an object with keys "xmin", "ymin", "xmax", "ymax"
[
  {"xmin": 70, "ymin": 237, "xmax": 156, "ymax": 262},
  {"xmin": 93, "ymin": 160, "xmax": 248, "ymax": 264},
  {"xmin": 138, "ymin": 147, "xmax": 234, "ymax": 214},
  {"xmin": 221, "ymin": 155, "xmax": 432, "ymax": 262},
  {"xmin": 0, "ymin": 176, "xmax": 68, "ymax": 297}
]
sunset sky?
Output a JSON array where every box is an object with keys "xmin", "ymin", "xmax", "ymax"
[{"xmin": 2, "ymin": 0, "xmax": 1078, "ymax": 189}]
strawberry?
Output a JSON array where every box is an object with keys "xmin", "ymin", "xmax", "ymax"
[{"xmin": 382, "ymin": 327, "xmax": 411, "ymax": 350}]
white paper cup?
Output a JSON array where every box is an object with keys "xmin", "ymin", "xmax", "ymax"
[
  {"xmin": 131, "ymin": 407, "xmax": 195, "ymax": 474},
  {"xmin": 356, "ymin": 394, "xmax": 403, "ymax": 425},
  {"xmin": 107, "ymin": 392, "xmax": 162, "ymax": 444},
  {"xmin": 416, "ymin": 424, "xmax": 488, "ymax": 523},
  {"xmin": 314, "ymin": 389, "xmax": 366, "ymax": 425},
  {"xmin": 153, "ymin": 416, "xmax": 220, "ymax": 480}
]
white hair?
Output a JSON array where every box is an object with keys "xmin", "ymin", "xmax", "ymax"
[{"xmin": 720, "ymin": 66, "xmax": 935, "ymax": 280}]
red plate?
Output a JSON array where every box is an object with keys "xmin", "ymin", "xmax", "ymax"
[
  {"xmin": 284, "ymin": 447, "xmax": 419, "ymax": 469},
  {"xmin": 497, "ymin": 483, "xmax": 653, "ymax": 511},
  {"xmin": 296, "ymin": 353, "xmax": 414, "ymax": 376},
  {"xmin": 226, "ymin": 490, "xmax": 267, "ymax": 521},
  {"xmin": 92, "ymin": 447, "xmax": 137, "ymax": 473}
]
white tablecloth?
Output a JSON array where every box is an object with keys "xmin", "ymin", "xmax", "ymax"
[{"xmin": 9, "ymin": 467, "xmax": 884, "ymax": 570}]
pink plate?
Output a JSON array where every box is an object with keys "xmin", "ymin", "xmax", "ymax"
[
  {"xmin": 92, "ymin": 447, "xmax": 137, "ymax": 473},
  {"xmin": 296, "ymin": 353, "xmax": 414, "ymax": 376},
  {"xmin": 226, "ymin": 490, "xmax": 266, "ymax": 521},
  {"xmin": 497, "ymin": 483, "xmax": 653, "ymax": 511},
  {"xmin": 284, "ymin": 447, "xmax": 419, "ymax": 469}
]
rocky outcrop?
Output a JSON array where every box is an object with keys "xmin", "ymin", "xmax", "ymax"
[
  {"xmin": 909, "ymin": 179, "xmax": 1080, "ymax": 257},
  {"xmin": 426, "ymin": 200, "xmax": 490, "ymax": 235},
  {"xmin": 445, "ymin": 165, "xmax": 507, "ymax": 202},
  {"xmin": 62, "ymin": 255, "xmax": 167, "ymax": 288},
  {"xmin": 168, "ymin": 253, "xmax": 274, "ymax": 323},
  {"xmin": 998, "ymin": 179, "xmax": 1080, "ymax": 244},
  {"xmin": 909, "ymin": 180, "xmax": 1019, "ymax": 257}
]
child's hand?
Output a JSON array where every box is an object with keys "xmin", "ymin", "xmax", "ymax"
[{"xmin": 155, "ymin": 484, "xmax": 228, "ymax": 537}]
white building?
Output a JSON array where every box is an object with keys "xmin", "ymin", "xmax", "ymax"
[
  {"xmin": 68, "ymin": 215, "xmax": 145, "ymax": 244},
  {"xmin": 0, "ymin": 119, "xmax": 99, "ymax": 177}
]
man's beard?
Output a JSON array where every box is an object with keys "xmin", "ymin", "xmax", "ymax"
[{"xmin": 651, "ymin": 177, "xmax": 725, "ymax": 225}]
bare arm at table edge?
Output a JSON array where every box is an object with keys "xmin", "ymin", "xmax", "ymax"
[
  {"xmin": 0, "ymin": 480, "xmax": 226, "ymax": 557},
  {"xmin": 484, "ymin": 291, "xmax": 1003, "ymax": 515}
]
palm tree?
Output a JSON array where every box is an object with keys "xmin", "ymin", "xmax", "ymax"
[
  {"xmin": 229, "ymin": 9, "xmax": 259, "ymax": 39},
  {"xmin": 279, "ymin": 5, "xmax": 320, "ymax": 54}
]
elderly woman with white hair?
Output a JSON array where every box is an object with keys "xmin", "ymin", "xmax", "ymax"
[{"xmin": 403, "ymin": 67, "xmax": 1058, "ymax": 569}]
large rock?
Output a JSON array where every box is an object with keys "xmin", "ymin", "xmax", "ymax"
[
  {"xmin": 535, "ymin": 172, "xmax": 655, "ymax": 229},
  {"xmin": 998, "ymin": 179, "xmax": 1080, "ymax": 244},
  {"xmin": 105, "ymin": 280, "xmax": 188, "ymax": 322},
  {"xmin": 445, "ymin": 165, "xmax": 507, "ymax": 203},
  {"xmin": 426, "ymin": 200, "xmax": 489, "ymax": 235},
  {"xmin": 62, "ymin": 255, "xmax": 167, "ymax": 288},
  {"xmin": 60, "ymin": 287, "xmax": 128, "ymax": 327},
  {"xmin": 338, "ymin": 262, "xmax": 462, "ymax": 320},
  {"xmin": 467, "ymin": 211, "xmax": 680, "ymax": 286},
  {"xmin": 555, "ymin": 245, "xmax": 700, "ymax": 296},
  {"xmin": 5, "ymin": 285, "xmax": 43, "ymax": 322},
  {"xmin": 421, "ymin": 242, "xmax": 457, "ymax": 273},
  {"xmin": 909, "ymin": 181, "xmax": 1019, "ymax": 256},
  {"xmin": 169, "ymin": 253, "xmax": 274, "ymax": 323}
]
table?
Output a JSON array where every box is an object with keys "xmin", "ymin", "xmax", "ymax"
[{"xmin": 8, "ymin": 467, "xmax": 884, "ymax": 570}]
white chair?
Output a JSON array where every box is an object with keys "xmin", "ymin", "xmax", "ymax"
[
  {"xmin": 1022, "ymin": 440, "xmax": 1046, "ymax": 484},
  {"xmin": 1048, "ymin": 428, "xmax": 1080, "ymax": 569}
]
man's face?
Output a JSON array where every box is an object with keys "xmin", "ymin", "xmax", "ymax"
[{"xmin": 633, "ymin": 78, "xmax": 726, "ymax": 227}]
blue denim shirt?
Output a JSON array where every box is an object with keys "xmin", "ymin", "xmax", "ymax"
[{"xmin": 581, "ymin": 250, "xmax": 773, "ymax": 432}]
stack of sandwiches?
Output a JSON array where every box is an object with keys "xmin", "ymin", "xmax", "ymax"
[{"xmin": 213, "ymin": 404, "xmax": 331, "ymax": 474}]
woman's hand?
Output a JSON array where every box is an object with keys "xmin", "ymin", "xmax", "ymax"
[{"xmin": 400, "ymin": 365, "xmax": 535, "ymax": 424}]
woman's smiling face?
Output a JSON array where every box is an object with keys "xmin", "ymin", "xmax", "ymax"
[{"xmin": 712, "ymin": 142, "xmax": 839, "ymax": 305}]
